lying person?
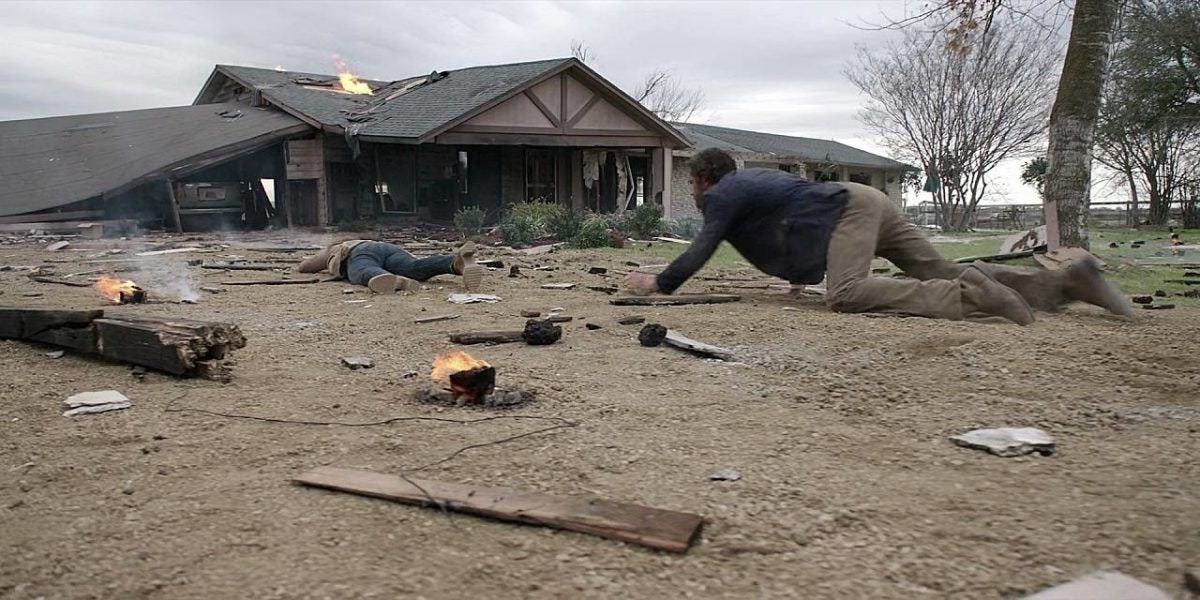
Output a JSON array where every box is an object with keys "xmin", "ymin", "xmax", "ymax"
[
  {"xmin": 299, "ymin": 240, "xmax": 481, "ymax": 294},
  {"xmin": 625, "ymin": 148, "xmax": 1132, "ymax": 324}
]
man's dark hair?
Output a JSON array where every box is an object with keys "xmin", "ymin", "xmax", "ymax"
[{"xmin": 689, "ymin": 148, "xmax": 736, "ymax": 185}]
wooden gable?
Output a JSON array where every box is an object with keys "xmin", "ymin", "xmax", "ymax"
[{"xmin": 444, "ymin": 70, "xmax": 664, "ymax": 147}]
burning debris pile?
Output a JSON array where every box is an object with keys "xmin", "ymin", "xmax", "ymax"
[
  {"xmin": 94, "ymin": 275, "xmax": 145, "ymax": 304},
  {"xmin": 415, "ymin": 350, "xmax": 532, "ymax": 408}
]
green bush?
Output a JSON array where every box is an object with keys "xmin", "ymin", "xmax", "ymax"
[
  {"xmin": 568, "ymin": 213, "xmax": 612, "ymax": 249},
  {"xmin": 498, "ymin": 213, "xmax": 536, "ymax": 246},
  {"xmin": 452, "ymin": 206, "xmax": 487, "ymax": 237},
  {"xmin": 546, "ymin": 207, "xmax": 583, "ymax": 241},
  {"xmin": 668, "ymin": 217, "xmax": 702, "ymax": 239},
  {"xmin": 508, "ymin": 200, "xmax": 564, "ymax": 236},
  {"xmin": 622, "ymin": 204, "xmax": 664, "ymax": 239}
]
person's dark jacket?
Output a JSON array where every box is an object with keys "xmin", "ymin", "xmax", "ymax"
[{"xmin": 656, "ymin": 169, "xmax": 849, "ymax": 294}]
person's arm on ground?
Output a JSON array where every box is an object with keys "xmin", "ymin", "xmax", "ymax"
[
  {"xmin": 297, "ymin": 245, "xmax": 334, "ymax": 273},
  {"xmin": 629, "ymin": 199, "xmax": 734, "ymax": 295}
]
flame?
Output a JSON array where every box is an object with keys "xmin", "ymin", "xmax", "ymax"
[
  {"xmin": 94, "ymin": 275, "xmax": 139, "ymax": 303},
  {"xmin": 332, "ymin": 55, "xmax": 373, "ymax": 95},
  {"xmin": 430, "ymin": 350, "xmax": 490, "ymax": 383}
]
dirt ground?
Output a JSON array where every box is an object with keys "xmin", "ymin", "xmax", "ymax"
[{"xmin": 1, "ymin": 231, "xmax": 1197, "ymax": 599}]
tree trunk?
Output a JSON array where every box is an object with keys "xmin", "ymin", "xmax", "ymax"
[
  {"xmin": 1043, "ymin": 0, "xmax": 1120, "ymax": 250},
  {"xmin": 1124, "ymin": 167, "xmax": 1139, "ymax": 227}
]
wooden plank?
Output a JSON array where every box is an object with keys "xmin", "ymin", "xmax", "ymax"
[
  {"xmin": 414, "ymin": 314, "xmax": 460, "ymax": 324},
  {"xmin": 610, "ymin": 294, "xmax": 741, "ymax": 306},
  {"xmin": 953, "ymin": 250, "xmax": 1037, "ymax": 263},
  {"xmin": 293, "ymin": 467, "xmax": 704, "ymax": 553},
  {"xmin": 0, "ymin": 307, "xmax": 103, "ymax": 339},
  {"xmin": 166, "ymin": 181, "xmax": 183, "ymax": 233},
  {"xmin": 0, "ymin": 210, "xmax": 104, "ymax": 224},
  {"xmin": 449, "ymin": 330, "xmax": 524, "ymax": 345},
  {"xmin": 30, "ymin": 276, "xmax": 92, "ymax": 288},
  {"xmin": 201, "ymin": 262, "xmax": 290, "ymax": 271},
  {"xmin": 664, "ymin": 330, "xmax": 734, "ymax": 361},
  {"xmin": 220, "ymin": 278, "xmax": 319, "ymax": 285}
]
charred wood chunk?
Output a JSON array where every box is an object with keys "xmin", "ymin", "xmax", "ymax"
[
  {"xmin": 638, "ymin": 324, "xmax": 668, "ymax": 347},
  {"xmin": 449, "ymin": 366, "xmax": 496, "ymax": 402},
  {"xmin": 509, "ymin": 265, "xmax": 522, "ymax": 278},
  {"xmin": 522, "ymin": 319, "xmax": 562, "ymax": 346},
  {"xmin": 1131, "ymin": 295, "xmax": 1153, "ymax": 304}
]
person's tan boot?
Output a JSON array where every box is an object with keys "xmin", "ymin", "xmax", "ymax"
[
  {"xmin": 959, "ymin": 266, "xmax": 1035, "ymax": 325},
  {"xmin": 453, "ymin": 241, "xmax": 482, "ymax": 291},
  {"xmin": 1063, "ymin": 256, "xmax": 1134, "ymax": 317},
  {"xmin": 367, "ymin": 273, "xmax": 399, "ymax": 294}
]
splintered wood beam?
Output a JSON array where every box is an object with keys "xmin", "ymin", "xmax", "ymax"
[
  {"xmin": 663, "ymin": 330, "xmax": 734, "ymax": 361},
  {"xmin": 414, "ymin": 314, "xmax": 460, "ymax": 324},
  {"xmin": 30, "ymin": 276, "xmax": 92, "ymax": 288},
  {"xmin": 220, "ymin": 278, "xmax": 319, "ymax": 285},
  {"xmin": 449, "ymin": 330, "xmax": 524, "ymax": 345},
  {"xmin": 610, "ymin": 294, "xmax": 741, "ymax": 306},
  {"xmin": 0, "ymin": 306, "xmax": 245, "ymax": 377},
  {"xmin": 201, "ymin": 262, "xmax": 291, "ymax": 271},
  {"xmin": 293, "ymin": 467, "xmax": 704, "ymax": 553}
]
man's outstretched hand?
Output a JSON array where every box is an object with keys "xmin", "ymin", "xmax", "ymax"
[{"xmin": 624, "ymin": 272, "xmax": 660, "ymax": 296}]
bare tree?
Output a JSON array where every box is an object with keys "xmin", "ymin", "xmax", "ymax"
[
  {"xmin": 847, "ymin": 23, "xmax": 1058, "ymax": 231},
  {"xmin": 568, "ymin": 40, "xmax": 705, "ymax": 123},
  {"xmin": 866, "ymin": 0, "xmax": 1118, "ymax": 248},
  {"xmin": 631, "ymin": 69, "xmax": 705, "ymax": 123}
]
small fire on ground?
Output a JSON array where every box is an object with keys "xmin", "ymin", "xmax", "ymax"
[
  {"xmin": 94, "ymin": 275, "xmax": 145, "ymax": 304},
  {"xmin": 420, "ymin": 351, "xmax": 530, "ymax": 408},
  {"xmin": 333, "ymin": 55, "xmax": 373, "ymax": 95}
]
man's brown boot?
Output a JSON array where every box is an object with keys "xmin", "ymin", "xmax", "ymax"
[
  {"xmin": 959, "ymin": 266, "xmax": 1035, "ymax": 325},
  {"xmin": 1063, "ymin": 257, "xmax": 1134, "ymax": 317},
  {"xmin": 453, "ymin": 241, "xmax": 482, "ymax": 291}
]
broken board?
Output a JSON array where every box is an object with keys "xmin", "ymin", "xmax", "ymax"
[
  {"xmin": 449, "ymin": 330, "xmax": 524, "ymax": 345},
  {"xmin": 293, "ymin": 466, "xmax": 704, "ymax": 553},
  {"xmin": 610, "ymin": 294, "xmax": 740, "ymax": 306},
  {"xmin": 664, "ymin": 330, "xmax": 734, "ymax": 361}
]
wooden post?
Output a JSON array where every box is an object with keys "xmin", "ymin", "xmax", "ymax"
[
  {"xmin": 278, "ymin": 144, "xmax": 293, "ymax": 229},
  {"xmin": 165, "ymin": 180, "xmax": 183, "ymax": 233},
  {"xmin": 661, "ymin": 146, "xmax": 673, "ymax": 221}
]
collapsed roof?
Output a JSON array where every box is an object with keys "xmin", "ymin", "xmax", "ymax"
[{"xmin": 0, "ymin": 103, "xmax": 308, "ymax": 217}]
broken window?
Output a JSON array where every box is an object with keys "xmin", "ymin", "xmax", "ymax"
[
  {"xmin": 525, "ymin": 149, "xmax": 556, "ymax": 202},
  {"xmin": 458, "ymin": 151, "xmax": 469, "ymax": 195},
  {"xmin": 848, "ymin": 171, "xmax": 872, "ymax": 185}
]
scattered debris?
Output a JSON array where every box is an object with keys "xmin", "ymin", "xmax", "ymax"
[
  {"xmin": 30, "ymin": 276, "xmax": 91, "ymax": 288},
  {"xmin": 1164, "ymin": 279, "xmax": 1200, "ymax": 285},
  {"xmin": 663, "ymin": 330, "xmax": 734, "ymax": 361},
  {"xmin": 0, "ymin": 307, "xmax": 245, "ymax": 378},
  {"xmin": 508, "ymin": 265, "xmax": 521, "ymax": 278},
  {"xmin": 20, "ymin": 292, "xmax": 42, "ymax": 298},
  {"xmin": 220, "ymin": 278, "xmax": 319, "ymax": 286},
  {"xmin": 587, "ymin": 266, "xmax": 608, "ymax": 275},
  {"xmin": 342, "ymin": 289, "xmax": 356, "ymax": 294},
  {"xmin": 292, "ymin": 467, "xmax": 704, "ymax": 553},
  {"xmin": 134, "ymin": 247, "xmax": 204, "ymax": 257},
  {"xmin": 1153, "ymin": 289, "xmax": 1167, "ymax": 297},
  {"xmin": 611, "ymin": 294, "xmax": 741, "ymax": 306},
  {"xmin": 639, "ymin": 324, "xmax": 668, "ymax": 347},
  {"xmin": 520, "ymin": 310, "xmax": 541, "ymax": 318},
  {"xmin": 201, "ymin": 262, "xmax": 290, "ymax": 271},
  {"xmin": 199, "ymin": 286, "xmax": 224, "ymax": 294},
  {"xmin": 478, "ymin": 259, "xmax": 504, "ymax": 268},
  {"xmin": 999, "ymin": 225, "xmax": 1047, "ymax": 254},
  {"xmin": 585, "ymin": 323, "xmax": 601, "ymax": 330},
  {"xmin": 617, "ymin": 316, "xmax": 645, "ymax": 325},
  {"xmin": 1142, "ymin": 303, "xmax": 1175, "ymax": 310},
  {"xmin": 541, "ymin": 283, "xmax": 577, "ymax": 290},
  {"xmin": 587, "ymin": 285, "xmax": 619, "ymax": 294},
  {"xmin": 624, "ymin": 261, "xmax": 641, "ymax": 267},
  {"xmin": 709, "ymin": 468, "xmax": 742, "ymax": 481},
  {"xmin": 45, "ymin": 350, "xmax": 64, "ymax": 359},
  {"xmin": 63, "ymin": 390, "xmax": 131, "ymax": 417},
  {"xmin": 545, "ymin": 315, "xmax": 573, "ymax": 323},
  {"xmin": 45, "ymin": 241, "xmax": 70, "ymax": 252},
  {"xmin": 1184, "ymin": 569, "xmax": 1200, "ymax": 595},
  {"xmin": 340, "ymin": 356, "xmax": 375, "ymax": 370},
  {"xmin": 448, "ymin": 293, "xmax": 501, "ymax": 304},
  {"xmin": 450, "ymin": 330, "xmax": 523, "ymax": 345},
  {"xmin": 1132, "ymin": 295, "xmax": 1154, "ymax": 304},
  {"xmin": 517, "ymin": 243, "xmax": 563, "ymax": 255},
  {"xmin": 953, "ymin": 250, "xmax": 1036, "ymax": 264},
  {"xmin": 653, "ymin": 236, "xmax": 692, "ymax": 245},
  {"xmin": 1024, "ymin": 570, "xmax": 1169, "ymax": 600},
  {"xmin": 413, "ymin": 314, "xmax": 459, "ymax": 324},
  {"xmin": 950, "ymin": 427, "xmax": 1055, "ymax": 457}
]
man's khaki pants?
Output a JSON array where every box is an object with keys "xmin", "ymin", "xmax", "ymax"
[{"xmin": 824, "ymin": 183, "xmax": 1053, "ymax": 320}]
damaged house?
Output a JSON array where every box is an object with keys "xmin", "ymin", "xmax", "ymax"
[{"xmin": 0, "ymin": 58, "xmax": 689, "ymax": 232}]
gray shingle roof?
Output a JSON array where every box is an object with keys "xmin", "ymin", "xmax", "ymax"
[
  {"xmin": 0, "ymin": 103, "xmax": 308, "ymax": 216},
  {"xmin": 672, "ymin": 122, "xmax": 913, "ymax": 170},
  {"xmin": 211, "ymin": 59, "xmax": 573, "ymax": 140}
]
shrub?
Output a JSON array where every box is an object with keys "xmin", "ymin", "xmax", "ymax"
[
  {"xmin": 622, "ymin": 204, "xmax": 664, "ymax": 239},
  {"xmin": 508, "ymin": 200, "xmax": 565, "ymax": 236},
  {"xmin": 546, "ymin": 207, "xmax": 583, "ymax": 241},
  {"xmin": 568, "ymin": 213, "xmax": 613, "ymax": 249},
  {"xmin": 668, "ymin": 217, "xmax": 702, "ymax": 239},
  {"xmin": 452, "ymin": 206, "xmax": 487, "ymax": 237}
]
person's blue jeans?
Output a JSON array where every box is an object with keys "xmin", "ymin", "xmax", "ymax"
[{"xmin": 346, "ymin": 242, "xmax": 455, "ymax": 286}]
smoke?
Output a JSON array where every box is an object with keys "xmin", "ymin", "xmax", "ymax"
[{"xmin": 135, "ymin": 258, "xmax": 200, "ymax": 302}]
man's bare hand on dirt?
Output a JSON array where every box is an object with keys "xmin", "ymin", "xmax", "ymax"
[{"xmin": 624, "ymin": 272, "xmax": 660, "ymax": 296}]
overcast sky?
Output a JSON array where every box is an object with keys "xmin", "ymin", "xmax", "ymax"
[{"xmin": 0, "ymin": 0, "xmax": 1082, "ymax": 205}]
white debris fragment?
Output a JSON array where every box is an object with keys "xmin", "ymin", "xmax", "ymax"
[
  {"xmin": 45, "ymin": 241, "xmax": 70, "ymax": 252},
  {"xmin": 1024, "ymin": 570, "xmax": 1169, "ymax": 600},
  {"xmin": 709, "ymin": 468, "xmax": 742, "ymax": 481},
  {"xmin": 951, "ymin": 427, "xmax": 1054, "ymax": 457},
  {"xmin": 63, "ymin": 390, "xmax": 131, "ymax": 417},
  {"xmin": 448, "ymin": 293, "xmax": 502, "ymax": 304}
]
